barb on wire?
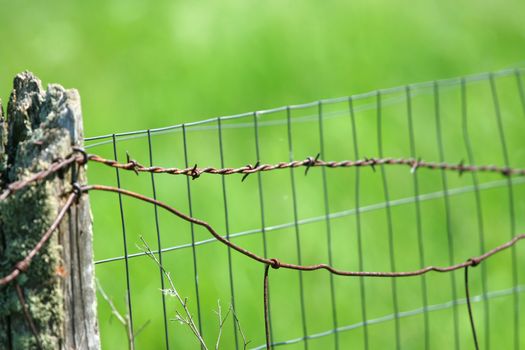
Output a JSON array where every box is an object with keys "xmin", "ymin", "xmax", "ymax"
[
  {"xmin": 241, "ymin": 161, "xmax": 260, "ymax": 182},
  {"xmin": 0, "ymin": 192, "xmax": 77, "ymax": 286},
  {"xmin": 87, "ymin": 153, "xmax": 525, "ymax": 179},
  {"xmin": 81, "ymin": 184, "xmax": 525, "ymax": 278},
  {"xmin": 126, "ymin": 151, "xmax": 139, "ymax": 176},
  {"xmin": 5, "ymin": 148, "xmax": 523, "ymax": 204},
  {"xmin": 304, "ymin": 153, "xmax": 320, "ymax": 175},
  {"xmin": 364, "ymin": 157, "xmax": 376, "ymax": 172},
  {"xmin": 1, "ymin": 147, "xmax": 524, "ymax": 350}
]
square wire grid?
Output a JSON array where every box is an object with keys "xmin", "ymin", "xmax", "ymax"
[{"xmin": 85, "ymin": 67, "xmax": 525, "ymax": 350}]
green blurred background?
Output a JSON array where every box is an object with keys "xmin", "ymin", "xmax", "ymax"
[
  {"xmin": 1, "ymin": 1, "xmax": 525, "ymax": 349},
  {"xmin": 1, "ymin": 1, "xmax": 524, "ymax": 137}
]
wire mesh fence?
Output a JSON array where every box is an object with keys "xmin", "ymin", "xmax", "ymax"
[{"xmin": 76, "ymin": 66, "xmax": 525, "ymax": 349}]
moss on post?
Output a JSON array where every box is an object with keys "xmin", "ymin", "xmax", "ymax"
[{"xmin": 0, "ymin": 72, "xmax": 99, "ymax": 349}]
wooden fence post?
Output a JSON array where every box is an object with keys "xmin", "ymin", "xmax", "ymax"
[{"xmin": 0, "ymin": 72, "xmax": 100, "ymax": 349}]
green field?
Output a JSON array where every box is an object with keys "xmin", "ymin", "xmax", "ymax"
[{"xmin": 2, "ymin": 1, "xmax": 525, "ymax": 349}]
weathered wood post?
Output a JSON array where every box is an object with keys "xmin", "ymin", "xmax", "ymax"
[{"xmin": 0, "ymin": 72, "xmax": 100, "ymax": 349}]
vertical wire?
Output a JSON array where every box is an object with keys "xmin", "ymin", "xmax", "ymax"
[
  {"xmin": 317, "ymin": 101, "xmax": 339, "ymax": 349},
  {"xmin": 264, "ymin": 265, "xmax": 271, "ymax": 350},
  {"xmin": 431, "ymin": 83, "xmax": 461, "ymax": 350},
  {"xmin": 253, "ymin": 112, "xmax": 269, "ymax": 258},
  {"xmin": 488, "ymin": 74, "xmax": 519, "ymax": 350},
  {"xmin": 253, "ymin": 112, "xmax": 274, "ymax": 343},
  {"xmin": 147, "ymin": 130, "xmax": 170, "ymax": 350},
  {"xmin": 112, "ymin": 134, "xmax": 135, "ymax": 348},
  {"xmin": 515, "ymin": 68, "xmax": 525, "ymax": 349},
  {"xmin": 376, "ymin": 91, "xmax": 401, "ymax": 350},
  {"xmin": 181, "ymin": 125, "xmax": 204, "ymax": 342},
  {"xmin": 348, "ymin": 97, "xmax": 369, "ymax": 350},
  {"xmin": 405, "ymin": 86, "xmax": 430, "ymax": 349},
  {"xmin": 517, "ymin": 69, "xmax": 525, "ymax": 116},
  {"xmin": 285, "ymin": 107, "xmax": 309, "ymax": 350},
  {"xmin": 217, "ymin": 117, "xmax": 239, "ymax": 350},
  {"xmin": 465, "ymin": 266, "xmax": 480, "ymax": 350},
  {"xmin": 460, "ymin": 79, "xmax": 490, "ymax": 349}
]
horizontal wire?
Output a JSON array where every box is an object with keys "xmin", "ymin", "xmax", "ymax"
[
  {"xmin": 93, "ymin": 176, "xmax": 525, "ymax": 265},
  {"xmin": 83, "ymin": 184, "xmax": 525, "ymax": 277},
  {"xmin": 2, "ymin": 149, "xmax": 523, "ymax": 268},
  {"xmin": 0, "ymin": 155, "xmax": 81, "ymax": 201},
  {"xmin": 250, "ymin": 284, "xmax": 525, "ymax": 350},
  {"xmin": 1, "ymin": 154, "xmax": 524, "ymax": 347},
  {"xmin": 1, "ymin": 65, "xmax": 524, "ymax": 347},
  {"xmin": 88, "ymin": 153, "xmax": 525, "ymax": 179},
  {"xmin": 83, "ymin": 89, "xmax": 444, "ymax": 150},
  {"xmin": 84, "ymin": 66, "xmax": 525, "ymax": 146}
]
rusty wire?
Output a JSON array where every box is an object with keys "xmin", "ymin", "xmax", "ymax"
[
  {"xmin": 15, "ymin": 282, "xmax": 43, "ymax": 349},
  {"xmin": 0, "ymin": 149, "xmax": 85, "ymax": 201},
  {"xmin": 1, "ymin": 151, "xmax": 524, "ymax": 204},
  {"xmin": 263, "ymin": 265, "xmax": 271, "ymax": 350},
  {"xmin": 465, "ymin": 266, "xmax": 479, "ymax": 350},
  {"xmin": 87, "ymin": 153, "xmax": 525, "ymax": 179},
  {"xmin": 0, "ymin": 192, "xmax": 77, "ymax": 286},
  {"xmin": 2, "ymin": 180, "xmax": 523, "ymax": 347},
  {"xmin": 80, "ymin": 184, "xmax": 523, "ymax": 350},
  {"xmin": 80, "ymin": 184, "xmax": 525, "ymax": 278},
  {"xmin": 1, "ymin": 149, "xmax": 525, "ymax": 349}
]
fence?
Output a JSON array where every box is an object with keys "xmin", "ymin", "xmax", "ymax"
[{"xmin": 1, "ymin": 67, "xmax": 525, "ymax": 349}]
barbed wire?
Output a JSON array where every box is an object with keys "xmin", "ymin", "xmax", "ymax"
[
  {"xmin": 0, "ymin": 147, "xmax": 86, "ymax": 201},
  {"xmin": 88, "ymin": 153, "xmax": 525, "ymax": 180},
  {"xmin": 2, "ymin": 149, "xmax": 524, "ymax": 204},
  {"xmin": 0, "ymin": 155, "xmax": 81, "ymax": 201},
  {"xmin": 2, "ymin": 149, "xmax": 525, "ymax": 350}
]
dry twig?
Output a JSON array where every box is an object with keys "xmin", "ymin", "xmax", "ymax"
[
  {"xmin": 139, "ymin": 237, "xmax": 208, "ymax": 350},
  {"xmin": 96, "ymin": 279, "xmax": 150, "ymax": 350}
]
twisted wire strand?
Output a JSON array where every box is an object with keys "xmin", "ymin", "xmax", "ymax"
[
  {"xmin": 0, "ymin": 155, "xmax": 80, "ymax": 201},
  {"xmin": 87, "ymin": 154, "xmax": 525, "ymax": 179},
  {"xmin": 2, "ymin": 151, "xmax": 524, "ymax": 203},
  {"xmin": 1, "ymin": 150, "xmax": 524, "ymax": 350}
]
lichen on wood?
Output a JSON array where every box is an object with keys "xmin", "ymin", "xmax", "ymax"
[{"xmin": 0, "ymin": 72, "xmax": 99, "ymax": 349}]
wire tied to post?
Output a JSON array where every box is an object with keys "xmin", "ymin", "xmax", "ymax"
[{"xmin": 72, "ymin": 147, "xmax": 88, "ymax": 166}]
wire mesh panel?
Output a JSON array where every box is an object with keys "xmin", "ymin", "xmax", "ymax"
[{"xmin": 85, "ymin": 67, "xmax": 525, "ymax": 349}]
